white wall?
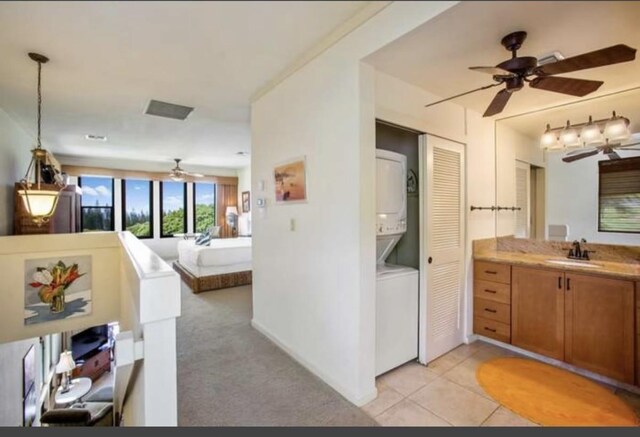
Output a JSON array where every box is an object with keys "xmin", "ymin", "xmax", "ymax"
[
  {"xmin": 546, "ymin": 151, "xmax": 640, "ymax": 245},
  {"xmin": 495, "ymin": 123, "xmax": 544, "ymax": 237},
  {"xmin": 0, "ymin": 108, "xmax": 32, "ymax": 236},
  {"xmin": 251, "ymin": 1, "xmax": 459, "ymax": 406}
]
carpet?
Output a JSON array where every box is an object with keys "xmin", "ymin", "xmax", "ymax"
[
  {"xmin": 176, "ymin": 282, "xmax": 377, "ymax": 426},
  {"xmin": 476, "ymin": 357, "xmax": 639, "ymax": 427}
]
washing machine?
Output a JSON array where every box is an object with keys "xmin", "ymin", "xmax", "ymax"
[{"xmin": 375, "ymin": 149, "xmax": 419, "ymax": 376}]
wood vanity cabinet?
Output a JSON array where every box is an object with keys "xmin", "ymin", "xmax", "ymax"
[
  {"xmin": 475, "ymin": 261, "xmax": 638, "ymax": 386},
  {"xmin": 564, "ymin": 273, "xmax": 635, "ymax": 384},
  {"xmin": 512, "ymin": 266, "xmax": 565, "ymax": 361}
]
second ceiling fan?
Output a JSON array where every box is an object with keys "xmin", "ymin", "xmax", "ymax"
[{"xmin": 425, "ymin": 31, "xmax": 637, "ymax": 117}]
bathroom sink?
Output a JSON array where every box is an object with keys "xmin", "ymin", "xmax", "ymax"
[{"xmin": 545, "ymin": 259, "xmax": 602, "ymax": 268}]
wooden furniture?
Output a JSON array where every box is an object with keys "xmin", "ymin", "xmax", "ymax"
[
  {"xmin": 172, "ymin": 261, "xmax": 252, "ymax": 294},
  {"xmin": 72, "ymin": 347, "xmax": 111, "ymax": 382},
  {"xmin": 512, "ymin": 266, "xmax": 565, "ymax": 361},
  {"xmin": 474, "ymin": 260, "xmax": 638, "ymax": 386},
  {"xmin": 14, "ymin": 183, "xmax": 81, "ymax": 235},
  {"xmin": 473, "ymin": 261, "xmax": 511, "ymax": 343}
]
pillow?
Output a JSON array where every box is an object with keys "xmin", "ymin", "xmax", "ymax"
[
  {"xmin": 195, "ymin": 232, "xmax": 212, "ymax": 246},
  {"xmin": 194, "ymin": 233, "xmax": 208, "ymax": 245},
  {"xmin": 209, "ymin": 226, "xmax": 221, "ymax": 239}
]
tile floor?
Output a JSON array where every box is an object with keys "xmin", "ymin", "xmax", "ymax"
[{"xmin": 362, "ymin": 340, "xmax": 640, "ymax": 426}]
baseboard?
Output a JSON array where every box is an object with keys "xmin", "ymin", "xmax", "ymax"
[{"xmin": 250, "ymin": 318, "xmax": 377, "ymax": 407}]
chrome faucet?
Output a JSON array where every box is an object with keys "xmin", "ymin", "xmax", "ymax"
[{"xmin": 567, "ymin": 238, "xmax": 592, "ymax": 260}]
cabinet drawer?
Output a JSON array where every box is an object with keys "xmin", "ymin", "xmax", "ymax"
[
  {"xmin": 474, "ymin": 316, "xmax": 510, "ymax": 343},
  {"xmin": 474, "ymin": 261, "xmax": 511, "ymax": 284},
  {"xmin": 474, "ymin": 279, "xmax": 510, "ymax": 304},
  {"xmin": 474, "ymin": 298, "xmax": 510, "ymax": 325}
]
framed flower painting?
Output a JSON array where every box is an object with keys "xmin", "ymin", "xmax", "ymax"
[{"xmin": 23, "ymin": 255, "xmax": 92, "ymax": 325}]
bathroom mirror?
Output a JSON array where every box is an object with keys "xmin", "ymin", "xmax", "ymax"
[{"xmin": 494, "ymin": 87, "xmax": 640, "ymax": 245}]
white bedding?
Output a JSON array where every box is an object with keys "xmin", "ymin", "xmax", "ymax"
[{"xmin": 177, "ymin": 237, "xmax": 252, "ymax": 268}]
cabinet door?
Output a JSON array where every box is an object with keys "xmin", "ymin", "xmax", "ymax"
[
  {"xmin": 512, "ymin": 266, "xmax": 565, "ymax": 360},
  {"xmin": 565, "ymin": 273, "xmax": 635, "ymax": 384}
]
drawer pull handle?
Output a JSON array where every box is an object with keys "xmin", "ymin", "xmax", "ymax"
[
  {"xmin": 485, "ymin": 270, "xmax": 497, "ymax": 275},
  {"xmin": 484, "ymin": 327, "xmax": 497, "ymax": 333},
  {"xmin": 484, "ymin": 289, "xmax": 497, "ymax": 294},
  {"xmin": 484, "ymin": 308, "xmax": 497, "ymax": 313}
]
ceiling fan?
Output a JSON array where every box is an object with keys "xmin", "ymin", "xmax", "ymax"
[
  {"xmin": 424, "ymin": 31, "xmax": 637, "ymax": 117},
  {"xmin": 169, "ymin": 158, "xmax": 204, "ymax": 181},
  {"xmin": 563, "ymin": 136, "xmax": 640, "ymax": 163}
]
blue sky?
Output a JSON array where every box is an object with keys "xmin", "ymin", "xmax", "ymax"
[
  {"xmin": 81, "ymin": 176, "xmax": 112, "ymax": 207},
  {"xmin": 125, "ymin": 179, "xmax": 150, "ymax": 214},
  {"xmin": 81, "ymin": 177, "xmax": 214, "ymax": 212},
  {"xmin": 195, "ymin": 182, "xmax": 215, "ymax": 206}
]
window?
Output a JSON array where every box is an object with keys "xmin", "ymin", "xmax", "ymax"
[
  {"xmin": 160, "ymin": 181, "xmax": 186, "ymax": 237},
  {"xmin": 193, "ymin": 182, "xmax": 216, "ymax": 233},
  {"xmin": 122, "ymin": 179, "xmax": 153, "ymax": 238},
  {"xmin": 78, "ymin": 176, "xmax": 114, "ymax": 232},
  {"xmin": 599, "ymin": 157, "xmax": 640, "ymax": 233}
]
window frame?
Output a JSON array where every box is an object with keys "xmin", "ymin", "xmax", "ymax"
[
  {"xmin": 598, "ymin": 156, "xmax": 640, "ymax": 234},
  {"xmin": 160, "ymin": 181, "xmax": 187, "ymax": 238},
  {"xmin": 192, "ymin": 181, "xmax": 217, "ymax": 234},
  {"xmin": 78, "ymin": 176, "xmax": 115, "ymax": 232},
  {"xmin": 121, "ymin": 179, "xmax": 154, "ymax": 239}
]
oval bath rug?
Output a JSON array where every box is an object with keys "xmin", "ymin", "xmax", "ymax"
[{"xmin": 476, "ymin": 357, "xmax": 639, "ymax": 427}]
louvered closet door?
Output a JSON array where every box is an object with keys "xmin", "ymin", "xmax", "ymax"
[{"xmin": 424, "ymin": 135, "xmax": 465, "ymax": 362}]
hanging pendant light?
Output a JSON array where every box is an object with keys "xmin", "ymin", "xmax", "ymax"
[{"xmin": 18, "ymin": 53, "xmax": 65, "ymax": 226}]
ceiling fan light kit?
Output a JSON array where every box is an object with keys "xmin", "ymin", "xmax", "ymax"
[
  {"xmin": 168, "ymin": 158, "xmax": 204, "ymax": 182},
  {"xmin": 424, "ymin": 31, "xmax": 637, "ymax": 117}
]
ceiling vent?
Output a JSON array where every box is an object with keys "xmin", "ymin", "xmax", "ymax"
[
  {"xmin": 144, "ymin": 99, "xmax": 194, "ymax": 120},
  {"xmin": 537, "ymin": 51, "xmax": 565, "ymax": 66}
]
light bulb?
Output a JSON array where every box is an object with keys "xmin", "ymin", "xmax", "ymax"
[
  {"xmin": 560, "ymin": 121, "xmax": 581, "ymax": 148},
  {"xmin": 580, "ymin": 116, "xmax": 604, "ymax": 146},
  {"xmin": 604, "ymin": 111, "xmax": 630, "ymax": 142},
  {"xmin": 540, "ymin": 124, "xmax": 559, "ymax": 149}
]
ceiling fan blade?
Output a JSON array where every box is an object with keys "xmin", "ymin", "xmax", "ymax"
[
  {"xmin": 562, "ymin": 149, "xmax": 599, "ymax": 163},
  {"xmin": 483, "ymin": 89, "xmax": 511, "ymax": 117},
  {"xmin": 535, "ymin": 44, "xmax": 636, "ymax": 76},
  {"xmin": 607, "ymin": 151, "xmax": 621, "ymax": 160},
  {"xmin": 425, "ymin": 83, "xmax": 501, "ymax": 108},
  {"xmin": 188, "ymin": 172, "xmax": 204, "ymax": 178},
  {"xmin": 469, "ymin": 66, "xmax": 514, "ymax": 76},
  {"xmin": 529, "ymin": 76, "xmax": 603, "ymax": 97},
  {"xmin": 566, "ymin": 147, "xmax": 597, "ymax": 156}
]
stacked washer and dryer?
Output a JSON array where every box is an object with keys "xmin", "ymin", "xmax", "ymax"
[{"xmin": 375, "ymin": 149, "xmax": 419, "ymax": 376}]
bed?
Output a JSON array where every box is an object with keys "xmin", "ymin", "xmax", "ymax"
[{"xmin": 173, "ymin": 237, "xmax": 252, "ymax": 293}]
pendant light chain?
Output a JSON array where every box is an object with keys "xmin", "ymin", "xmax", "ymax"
[{"xmin": 37, "ymin": 60, "xmax": 42, "ymax": 149}]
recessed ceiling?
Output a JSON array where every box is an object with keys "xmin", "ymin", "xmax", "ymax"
[
  {"xmin": 0, "ymin": 1, "xmax": 368, "ymax": 169},
  {"xmin": 365, "ymin": 1, "xmax": 640, "ymax": 119}
]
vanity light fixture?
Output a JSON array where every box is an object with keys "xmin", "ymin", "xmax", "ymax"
[
  {"xmin": 18, "ymin": 53, "xmax": 66, "ymax": 226},
  {"xmin": 579, "ymin": 116, "xmax": 605, "ymax": 146},
  {"xmin": 559, "ymin": 120, "xmax": 581, "ymax": 148},
  {"xmin": 539, "ymin": 124, "xmax": 561, "ymax": 149},
  {"xmin": 540, "ymin": 111, "xmax": 631, "ymax": 151},
  {"xmin": 603, "ymin": 111, "xmax": 631, "ymax": 142}
]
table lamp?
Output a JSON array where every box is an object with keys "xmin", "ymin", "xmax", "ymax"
[{"xmin": 55, "ymin": 350, "xmax": 76, "ymax": 393}]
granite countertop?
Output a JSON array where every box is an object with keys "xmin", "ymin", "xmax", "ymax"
[{"xmin": 475, "ymin": 249, "xmax": 640, "ymax": 281}]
